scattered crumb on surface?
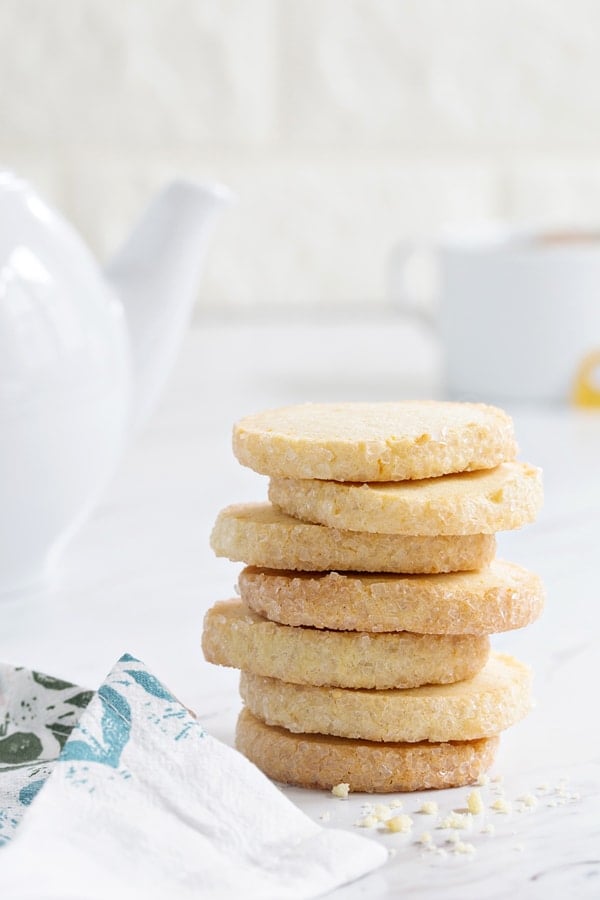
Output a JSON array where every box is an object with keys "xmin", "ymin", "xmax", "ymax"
[
  {"xmin": 440, "ymin": 812, "xmax": 472, "ymax": 830},
  {"xmin": 331, "ymin": 783, "xmax": 350, "ymax": 799},
  {"xmin": 467, "ymin": 790, "xmax": 484, "ymax": 815},
  {"xmin": 331, "ymin": 768, "xmax": 567, "ymax": 866},
  {"xmin": 356, "ymin": 814, "xmax": 378, "ymax": 828},
  {"xmin": 373, "ymin": 803, "xmax": 392, "ymax": 821},
  {"xmin": 386, "ymin": 814, "xmax": 413, "ymax": 834},
  {"xmin": 454, "ymin": 841, "xmax": 476, "ymax": 855},
  {"xmin": 419, "ymin": 800, "xmax": 438, "ymax": 816}
]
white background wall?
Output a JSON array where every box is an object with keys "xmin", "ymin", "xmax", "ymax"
[{"xmin": 2, "ymin": 0, "xmax": 600, "ymax": 311}]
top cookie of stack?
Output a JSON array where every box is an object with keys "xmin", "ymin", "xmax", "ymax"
[{"xmin": 232, "ymin": 401, "xmax": 518, "ymax": 482}]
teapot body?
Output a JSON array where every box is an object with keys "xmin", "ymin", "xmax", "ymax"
[{"xmin": 0, "ymin": 174, "xmax": 131, "ymax": 590}]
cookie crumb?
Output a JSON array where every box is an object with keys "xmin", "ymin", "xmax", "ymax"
[
  {"xmin": 440, "ymin": 812, "xmax": 472, "ymax": 830},
  {"xmin": 373, "ymin": 803, "xmax": 392, "ymax": 821},
  {"xmin": 331, "ymin": 782, "xmax": 350, "ymax": 799},
  {"xmin": 476, "ymin": 773, "xmax": 490, "ymax": 786},
  {"xmin": 390, "ymin": 799, "xmax": 403, "ymax": 809},
  {"xmin": 319, "ymin": 811, "xmax": 331, "ymax": 822},
  {"xmin": 491, "ymin": 798, "xmax": 511, "ymax": 814},
  {"xmin": 481, "ymin": 824, "xmax": 495, "ymax": 835},
  {"xmin": 518, "ymin": 793, "xmax": 537, "ymax": 809},
  {"xmin": 418, "ymin": 831, "xmax": 432, "ymax": 845},
  {"xmin": 386, "ymin": 814, "xmax": 413, "ymax": 834},
  {"xmin": 454, "ymin": 841, "xmax": 476, "ymax": 855},
  {"xmin": 419, "ymin": 800, "xmax": 438, "ymax": 816},
  {"xmin": 467, "ymin": 790, "xmax": 484, "ymax": 815},
  {"xmin": 356, "ymin": 814, "xmax": 378, "ymax": 828}
]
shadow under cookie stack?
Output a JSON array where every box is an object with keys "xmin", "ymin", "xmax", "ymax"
[{"xmin": 202, "ymin": 402, "xmax": 544, "ymax": 793}]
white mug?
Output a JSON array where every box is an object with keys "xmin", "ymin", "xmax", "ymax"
[{"xmin": 389, "ymin": 224, "xmax": 600, "ymax": 405}]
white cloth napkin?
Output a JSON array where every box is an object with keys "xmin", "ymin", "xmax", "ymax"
[{"xmin": 0, "ymin": 654, "xmax": 386, "ymax": 899}]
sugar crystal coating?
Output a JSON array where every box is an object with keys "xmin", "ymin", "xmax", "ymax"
[
  {"xmin": 268, "ymin": 462, "xmax": 543, "ymax": 536},
  {"xmin": 238, "ymin": 560, "xmax": 545, "ymax": 635},
  {"xmin": 202, "ymin": 599, "xmax": 490, "ymax": 689},
  {"xmin": 211, "ymin": 503, "xmax": 496, "ymax": 574},
  {"xmin": 239, "ymin": 652, "xmax": 532, "ymax": 743},
  {"xmin": 235, "ymin": 709, "xmax": 499, "ymax": 793},
  {"xmin": 233, "ymin": 401, "xmax": 518, "ymax": 482}
]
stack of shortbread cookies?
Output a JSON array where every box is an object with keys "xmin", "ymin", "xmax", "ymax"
[{"xmin": 203, "ymin": 402, "xmax": 544, "ymax": 793}]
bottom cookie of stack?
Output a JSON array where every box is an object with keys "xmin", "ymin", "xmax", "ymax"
[
  {"xmin": 236, "ymin": 709, "xmax": 499, "ymax": 793},
  {"xmin": 234, "ymin": 653, "xmax": 532, "ymax": 792}
]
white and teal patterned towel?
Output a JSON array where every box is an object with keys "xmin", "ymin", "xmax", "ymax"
[
  {"xmin": 0, "ymin": 655, "xmax": 386, "ymax": 899},
  {"xmin": 0, "ymin": 665, "xmax": 93, "ymax": 846}
]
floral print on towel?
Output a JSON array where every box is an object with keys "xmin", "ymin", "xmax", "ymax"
[{"xmin": 0, "ymin": 665, "xmax": 92, "ymax": 846}]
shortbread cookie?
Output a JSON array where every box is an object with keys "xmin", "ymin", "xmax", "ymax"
[
  {"xmin": 202, "ymin": 599, "xmax": 490, "ymax": 689},
  {"xmin": 238, "ymin": 561, "xmax": 545, "ymax": 635},
  {"xmin": 233, "ymin": 402, "xmax": 517, "ymax": 482},
  {"xmin": 210, "ymin": 503, "xmax": 496, "ymax": 573},
  {"xmin": 269, "ymin": 462, "xmax": 543, "ymax": 536},
  {"xmin": 236, "ymin": 709, "xmax": 499, "ymax": 792},
  {"xmin": 239, "ymin": 652, "xmax": 531, "ymax": 743}
]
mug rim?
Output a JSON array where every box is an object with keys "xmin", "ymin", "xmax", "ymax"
[{"xmin": 439, "ymin": 224, "xmax": 600, "ymax": 255}]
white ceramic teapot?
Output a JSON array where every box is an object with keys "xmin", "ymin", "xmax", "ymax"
[{"xmin": 0, "ymin": 172, "xmax": 231, "ymax": 592}]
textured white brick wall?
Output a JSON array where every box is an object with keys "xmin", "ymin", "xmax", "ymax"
[{"xmin": 1, "ymin": 0, "xmax": 599, "ymax": 309}]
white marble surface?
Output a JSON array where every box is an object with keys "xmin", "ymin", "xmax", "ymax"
[{"xmin": 2, "ymin": 320, "xmax": 600, "ymax": 898}]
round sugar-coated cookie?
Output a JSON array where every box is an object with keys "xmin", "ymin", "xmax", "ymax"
[
  {"xmin": 236, "ymin": 709, "xmax": 499, "ymax": 793},
  {"xmin": 233, "ymin": 401, "xmax": 517, "ymax": 482},
  {"xmin": 238, "ymin": 561, "xmax": 545, "ymax": 635},
  {"xmin": 202, "ymin": 599, "xmax": 490, "ymax": 689},
  {"xmin": 239, "ymin": 652, "xmax": 532, "ymax": 743},
  {"xmin": 210, "ymin": 503, "xmax": 496, "ymax": 574},
  {"xmin": 268, "ymin": 462, "xmax": 543, "ymax": 536}
]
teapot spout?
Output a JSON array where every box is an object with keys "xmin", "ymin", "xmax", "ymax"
[{"xmin": 105, "ymin": 179, "xmax": 233, "ymax": 428}]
